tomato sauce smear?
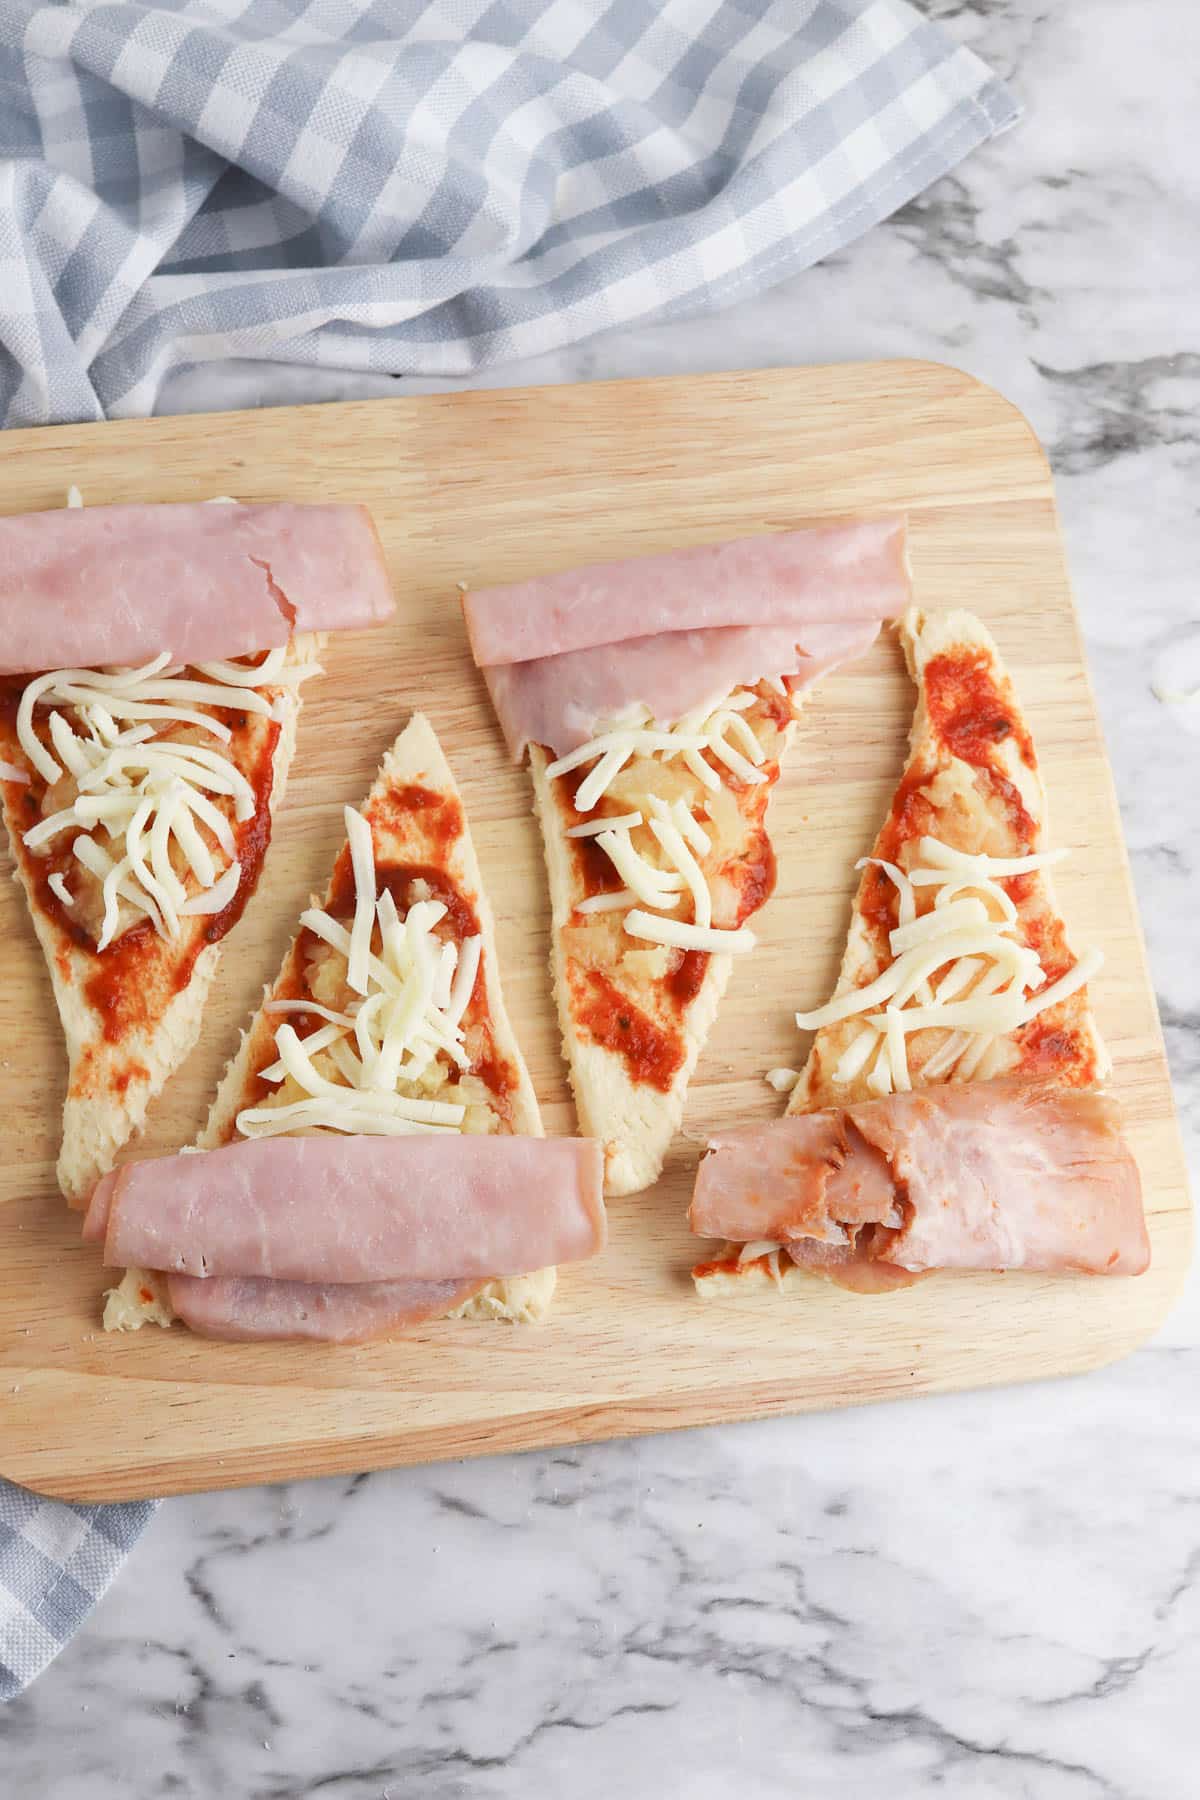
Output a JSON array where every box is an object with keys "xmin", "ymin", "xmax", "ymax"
[
  {"xmin": 923, "ymin": 648, "xmax": 1036, "ymax": 772},
  {"xmin": 569, "ymin": 963, "xmax": 685, "ymax": 1091}
]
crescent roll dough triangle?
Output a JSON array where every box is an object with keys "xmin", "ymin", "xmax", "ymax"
[
  {"xmin": 529, "ymin": 684, "xmax": 802, "ymax": 1197},
  {"xmin": 105, "ymin": 712, "xmax": 556, "ymax": 1334},
  {"xmin": 0, "ymin": 637, "xmax": 319, "ymax": 1206},
  {"xmin": 695, "ymin": 607, "xmax": 1109, "ymax": 1296}
]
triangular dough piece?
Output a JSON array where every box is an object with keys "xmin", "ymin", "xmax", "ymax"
[
  {"xmin": 790, "ymin": 607, "xmax": 1108, "ymax": 1114},
  {"xmin": 1, "ymin": 638, "xmax": 319, "ymax": 1205},
  {"xmin": 105, "ymin": 712, "xmax": 554, "ymax": 1334},
  {"xmin": 694, "ymin": 607, "xmax": 1108, "ymax": 1296},
  {"xmin": 531, "ymin": 683, "xmax": 801, "ymax": 1195},
  {"xmin": 462, "ymin": 516, "xmax": 912, "ymax": 1200}
]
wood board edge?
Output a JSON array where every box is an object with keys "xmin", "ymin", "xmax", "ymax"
[{"xmin": 0, "ymin": 361, "xmax": 1190, "ymax": 1500}]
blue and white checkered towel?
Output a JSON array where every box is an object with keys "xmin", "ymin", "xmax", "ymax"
[
  {"xmin": 0, "ymin": 0, "xmax": 1016, "ymax": 429},
  {"xmin": 0, "ymin": 0, "xmax": 1016, "ymax": 1700},
  {"xmin": 0, "ymin": 1488, "xmax": 156, "ymax": 1701}
]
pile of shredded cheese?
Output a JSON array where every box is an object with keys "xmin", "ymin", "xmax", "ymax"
[
  {"xmin": 795, "ymin": 836, "xmax": 1103, "ymax": 1094},
  {"xmin": 236, "ymin": 806, "xmax": 482, "ymax": 1139},
  {"xmin": 548, "ymin": 689, "xmax": 783, "ymax": 956},
  {"xmin": 11, "ymin": 491, "xmax": 318, "ymax": 950}
]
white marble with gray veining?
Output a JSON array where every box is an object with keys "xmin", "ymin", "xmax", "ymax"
[{"xmin": 3, "ymin": 2, "xmax": 1197, "ymax": 1793}]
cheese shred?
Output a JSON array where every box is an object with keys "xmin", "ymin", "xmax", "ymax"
[
  {"xmin": 236, "ymin": 806, "xmax": 483, "ymax": 1141},
  {"xmin": 550, "ymin": 687, "xmax": 779, "ymax": 960},
  {"xmin": 802, "ymin": 837, "xmax": 1101, "ymax": 1085}
]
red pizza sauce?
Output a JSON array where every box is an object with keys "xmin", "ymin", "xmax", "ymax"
[
  {"xmin": 463, "ymin": 1025, "xmax": 518, "ymax": 1110},
  {"xmin": 859, "ymin": 862, "xmax": 899, "ymax": 938},
  {"xmin": 568, "ymin": 963, "xmax": 685, "ymax": 1091},
  {"xmin": 557, "ymin": 762, "xmax": 626, "ymax": 900},
  {"xmin": 724, "ymin": 825, "xmax": 777, "ymax": 927},
  {"xmin": 870, "ymin": 761, "xmax": 943, "ymax": 873},
  {"xmin": 367, "ymin": 784, "xmax": 464, "ymax": 858},
  {"xmin": 1019, "ymin": 908, "xmax": 1073, "ymax": 992},
  {"xmin": 1016, "ymin": 1016, "xmax": 1097, "ymax": 1085},
  {"xmin": 667, "ymin": 949, "xmax": 709, "ymax": 1006},
  {"xmin": 923, "ymin": 648, "xmax": 1036, "ymax": 772},
  {"xmin": 861, "ymin": 646, "xmax": 1045, "ymax": 948}
]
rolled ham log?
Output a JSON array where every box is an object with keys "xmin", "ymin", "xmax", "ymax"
[
  {"xmin": 84, "ymin": 1133, "xmax": 606, "ymax": 1283},
  {"xmin": 461, "ymin": 518, "xmax": 910, "ymax": 760},
  {"xmin": 462, "ymin": 517, "xmax": 910, "ymax": 668},
  {"xmin": 0, "ymin": 501, "xmax": 395, "ymax": 674},
  {"xmin": 165, "ymin": 1275, "xmax": 477, "ymax": 1344},
  {"xmin": 482, "ymin": 618, "xmax": 882, "ymax": 762}
]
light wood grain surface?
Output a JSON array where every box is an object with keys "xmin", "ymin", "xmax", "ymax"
[{"xmin": 0, "ymin": 362, "xmax": 1189, "ymax": 1502}]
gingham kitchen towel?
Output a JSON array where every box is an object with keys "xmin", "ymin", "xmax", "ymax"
[
  {"xmin": 0, "ymin": 1485, "xmax": 156, "ymax": 1699},
  {"xmin": 0, "ymin": 0, "xmax": 1017, "ymax": 428},
  {"xmin": 0, "ymin": 0, "xmax": 1016, "ymax": 1702}
]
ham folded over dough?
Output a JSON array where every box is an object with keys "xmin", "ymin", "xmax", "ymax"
[
  {"xmin": 167, "ymin": 1276, "xmax": 475, "ymax": 1344},
  {"xmin": 690, "ymin": 1080, "xmax": 1149, "ymax": 1281},
  {"xmin": 483, "ymin": 619, "xmax": 881, "ymax": 762},
  {"xmin": 463, "ymin": 518, "xmax": 910, "ymax": 668},
  {"xmin": 84, "ymin": 1134, "xmax": 606, "ymax": 1282},
  {"xmin": 0, "ymin": 501, "xmax": 395, "ymax": 674}
]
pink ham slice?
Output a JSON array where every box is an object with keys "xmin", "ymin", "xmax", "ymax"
[
  {"xmin": 689, "ymin": 1109, "xmax": 898, "ymax": 1246},
  {"xmin": 462, "ymin": 518, "xmax": 910, "ymax": 669},
  {"xmin": 482, "ymin": 619, "xmax": 881, "ymax": 762},
  {"xmin": 85, "ymin": 1133, "xmax": 605, "ymax": 1282},
  {"xmin": 0, "ymin": 501, "xmax": 395, "ymax": 674},
  {"xmin": 690, "ymin": 1080, "xmax": 1149, "ymax": 1281},
  {"xmin": 166, "ymin": 1275, "xmax": 476, "ymax": 1343}
]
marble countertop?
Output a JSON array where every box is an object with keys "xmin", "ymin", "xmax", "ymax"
[{"xmin": 4, "ymin": 3, "xmax": 1196, "ymax": 1794}]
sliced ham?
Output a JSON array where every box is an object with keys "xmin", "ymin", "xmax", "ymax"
[
  {"xmin": 482, "ymin": 619, "xmax": 881, "ymax": 762},
  {"xmin": 688, "ymin": 1109, "xmax": 898, "ymax": 1246},
  {"xmin": 0, "ymin": 501, "xmax": 395, "ymax": 674},
  {"xmin": 166, "ymin": 1275, "xmax": 476, "ymax": 1343},
  {"xmin": 690, "ymin": 1080, "xmax": 1149, "ymax": 1282},
  {"xmin": 85, "ymin": 1133, "xmax": 605, "ymax": 1283},
  {"xmin": 463, "ymin": 518, "xmax": 910, "ymax": 669},
  {"xmin": 782, "ymin": 1238, "xmax": 923, "ymax": 1295}
]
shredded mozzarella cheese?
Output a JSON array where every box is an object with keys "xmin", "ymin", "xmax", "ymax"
[
  {"xmin": 738, "ymin": 1239, "xmax": 784, "ymax": 1272},
  {"xmin": 16, "ymin": 647, "xmax": 314, "ymax": 951},
  {"xmin": 831, "ymin": 1026, "xmax": 879, "ymax": 1086},
  {"xmin": 595, "ymin": 823, "xmax": 683, "ymax": 909},
  {"xmin": 645, "ymin": 796, "xmax": 711, "ymax": 928},
  {"xmin": 566, "ymin": 811, "xmax": 643, "ymax": 838},
  {"xmin": 624, "ymin": 910, "xmax": 756, "ymax": 955},
  {"xmin": 545, "ymin": 686, "xmax": 781, "ymax": 809},
  {"xmin": 263, "ymin": 999, "xmax": 359, "ymax": 1028},
  {"xmin": 552, "ymin": 690, "xmax": 774, "ymax": 959},
  {"xmin": 1020, "ymin": 946, "xmax": 1104, "ymax": 1022},
  {"xmin": 576, "ymin": 888, "xmax": 638, "ymax": 915},
  {"xmin": 803, "ymin": 837, "xmax": 1101, "ymax": 1085},
  {"xmin": 13, "ymin": 487, "xmax": 322, "ymax": 953},
  {"xmin": 236, "ymin": 806, "xmax": 483, "ymax": 1140}
]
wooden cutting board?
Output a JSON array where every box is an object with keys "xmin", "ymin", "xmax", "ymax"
[{"xmin": 0, "ymin": 362, "xmax": 1189, "ymax": 1502}]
